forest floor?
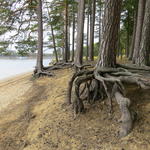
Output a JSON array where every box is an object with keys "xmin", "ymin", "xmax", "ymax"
[{"xmin": 0, "ymin": 68, "xmax": 150, "ymax": 150}]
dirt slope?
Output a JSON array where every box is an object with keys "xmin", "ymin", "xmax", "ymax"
[{"xmin": 0, "ymin": 68, "xmax": 149, "ymax": 150}]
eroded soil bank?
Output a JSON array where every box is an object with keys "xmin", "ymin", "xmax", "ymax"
[{"xmin": 0, "ymin": 68, "xmax": 149, "ymax": 150}]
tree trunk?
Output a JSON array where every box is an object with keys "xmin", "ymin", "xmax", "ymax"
[
  {"xmin": 36, "ymin": 0, "xmax": 43, "ymax": 72},
  {"xmin": 86, "ymin": 0, "xmax": 90, "ymax": 61},
  {"xmin": 137, "ymin": 0, "xmax": 150, "ymax": 66},
  {"xmin": 132, "ymin": 0, "xmax": 146, "ymax": 63},
  {"xmin": 96, "ymin": 0, "xmax": 122, "ymax": 68},
  {"xmin": 117, "ymin": 25, "xmax": 120, "ymax": 57},
  {"xmin": 64, "ymin": 0, "xmax": 69, "ymax": 62},
  {"xmin": 128, "ymin": 10, "xmax": 137, "ymax": 60},
  {"xmin": 68, "ymin": 0, "xmax": 150, "ymax": 138},
  {"xmin": 89, "ymin": 0, "xmax": 96, "ymax": 61},
  {"xmin": 46, "ymin": 2, "xmax": 58, "ymax": 63},
  {"xmin": 62, "ymin": 46, "xmax": 65, "ymax": 60},
  {"xmin": 68, "ymin": 9, "xmax": 71, "ymax": 61},
  {"xmin": 72, "ymin": 2, "xmax": 75, "ymax": 62},
  {"xmin": 50, "ymin": 22, "xmax": 58, "ymax": 63},
  {"xmin": 74, "ymin": 0, "xmax": 85, "ymax": 66},
  {"xmin": 99, "ymin": 0, "xmax": 102, "ymax": 46},
  {"xmin": 126, "ymin": 11, "xmax": 130, "ymax": 57}
]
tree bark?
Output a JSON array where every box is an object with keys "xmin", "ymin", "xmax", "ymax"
[
  {"xmin": 117, "ymin": 25, "xmax": 120, "ymax": 57},
  {"xmin": 99, "ymin": 0, "xmax": 102, "ymax": 46},
  {"xmin": 96, "ymin": 0, "xmax": 122, "ymax": 68},
  {"xmin": 132, "ymin": 0, "xmax": 146, "ymax": 63},
  {"xmin": 36, "ymin": 0, "xmax": 43, "ymax": 72},
  {"xmin": 72, "ymin": 2, "xmax": 75, "ymax": 61},
  {"xmin": 86, "ymin": 0, "xmax": 90, "ymax": 61},
  {"xmin": 137, "ymin": 0, "xmax": 150, "ymax": 66},
  {"xmin": 50, "ymin": 22, "xmax": 58, "ymax": 63},
  {"xmin": 128, "ymin": 10, "xmax": 137, "ymax": 60},
  {"xmin": 89, "ymin": 0, "xmax": 96, "ymax": 61},
  {"xmin": 45, "ymin": 2, "xmax": 58, "ymax": 63},
  {"xmin": 68, "ymin": 9, "xmax": 71, "ymax": 61},
  {"xmin": 74, "ymin": 0, "xmax": 85, "ymax": 66},
  {"xmin": 126, "ymin": 11, "xmax": 130, "ymax": 57},
  {"xmin": 64, "ymin": 0, "xmax": 69, "ymax": 62}
]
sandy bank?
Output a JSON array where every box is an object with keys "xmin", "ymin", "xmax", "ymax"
[
  {"xmin": 0, "ymin": 72, "xmax": 33, "ymax": 112},
  {"xmin": 0, "ymin": 72, "xmax": 32, "ymax": 86},
  {"xmin": 0, "ymin": 68, "xmax": 149, "ymax": 150}
]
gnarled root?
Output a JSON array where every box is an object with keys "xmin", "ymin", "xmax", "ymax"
[
  {"xmin": 67, "ymin": 65, "xmax": 150, "ymax": 137},
  {"xmin": 112, "ymin": 83, "xmax": 134, "ymax": 137},
  {"xmin": 33, "ymin": 62, "xmax": 74, "ymax": 78},
  {"xmin": 115, "ymin": 91, "xmax": 133, "ymax": 137},
  {"xmin": 44, "ymin": 62, "xmax": 73, "ymax": 71},
  {"xmin": 33, "ymin": 69, "xmax": 53, "ymax": 78},
  {"xmin": 73, "ymin": 74, "xmax": 94, "ymax": 113},
  {"xmin": 67, "ymin": 70, "xmax": 94, "ymax": 104}
]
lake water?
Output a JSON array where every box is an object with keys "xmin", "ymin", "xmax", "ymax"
[{"xmin": 0, "ymin": 57, "xmax": 51, "ymax": 80}]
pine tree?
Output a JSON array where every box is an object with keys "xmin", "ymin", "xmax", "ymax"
[{"xmin": 137, "ymin": 0, "xmax": 150, "ymax": 66}]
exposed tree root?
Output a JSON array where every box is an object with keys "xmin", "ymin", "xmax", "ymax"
[
  {"xmin": 33, "ymin": 69, "xmax": 54, "ymax": 78},
  {"xmin": 67, "ymin": 70, "xmax": 94, "ymax": 104},
  {"xmin": 34, "ymin": 62, "xmax": 93, "ymax": 79},
  {"xmin": 67, "ymin": 64, "xmax": 150, "ymax": 137},
  {"xmin": 44, "ymin": 62, "xmax": 73, "ymax": 71},
  {"xmin": 112, "ymin": 83, "xmax": 136, "ymax": 137},
  {"xmin": 74, "ymin": 64, "xmax": 94, "ymax": 72},
  {"xmin": 33, "ymin": 62, "xmax": 74, "ymax": 78},
  {"xmin": 116, "ymin": 64, "xmax": 150, "ymax": 72}
]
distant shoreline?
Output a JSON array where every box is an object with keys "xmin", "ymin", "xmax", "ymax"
[{"xmin": 0, "ymin": 56, "xmax": 52, "ymax": 60}]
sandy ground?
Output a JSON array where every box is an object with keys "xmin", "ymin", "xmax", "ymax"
[
  {"xmin": 0, "ymin": 72, "xmax": 33, "ymax": 112},
  {"xmin": 0, "ymin": 68, "xmax": 149, "ymax": 150}
]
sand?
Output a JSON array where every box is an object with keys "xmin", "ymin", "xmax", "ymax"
[
  {"xmin": 0, "ymin": 72, "xmax": 32, "ymax": 112},
  {"xmin": 0, "ymin": 68, "xmax": 149, "ymax": 150}
]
